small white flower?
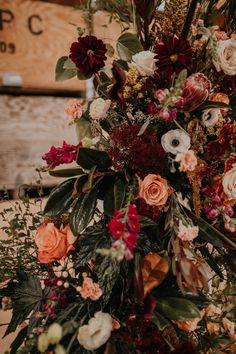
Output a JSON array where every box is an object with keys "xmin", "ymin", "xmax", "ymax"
[
  {"xmin": 77, "ymin": 311, "xmax": 113, "ymax": 351},
  {"xmin": 89, "ymin": 98, "xmax": 111, "ymax": 120},
  {"xmin": 202, "ymin": 108, "xmax": 221, "ymax": 127},
  {"xmin": 161, "ymin": 129, "xmax": 191, "ymax": 155},
  {"xmin": 55, "ymin": 344, "xmax": 66, "ymax": 354},
  {"xmin": 37, "ymin": 332, "xmax": 49, "ymax": 353},
  {"xmin": 47, "ymin": 322, "xmax": 63, "ymax": 344},
  {"xmin": 213, "ymin": 38, "xmax": 236, "ymax": 76},
  {"xmin": 131, "ymin": 50, "xmax": 157, "ymax": 76},
  {"xmin": 222, "ymin": 163, "xmax": 236, "ymax": 200}
]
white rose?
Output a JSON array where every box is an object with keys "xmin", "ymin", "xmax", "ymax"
[
  {"xmin": 202, "ymin": 108, "xmax": 221, "ymax": 127},
  {"xmin": 213, "ymin": 38, "xmax": 236, "ymax": 76},
  {"xmin": 89, "ymin": 98, "xmax": 111, "ymax": 120},
  {"xmin": 37, "ymin": 332, "xmax": 49, "ymax": 353},
  {"xmin": 47, "ymin": 322, "xmax": 63, "ymax": 344},
  {"xmin": 131, "ymin": 51, "xmax": 156, "ymax": 76},
  {"xmin": 222, "ymin": 163, "xmax": 236, "ymax": 200},
  {"xmin": 77, "ymin": 311, "xmax": 113, "ymax": 351},
  {"xmin": 161, "ymin": 129, "xmax": 191, "ymax": 155}
]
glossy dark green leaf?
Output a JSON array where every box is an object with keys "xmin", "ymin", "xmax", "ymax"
[
  {"xmin": 104, "ymin": 178, "xmax": 126, "ymax": 217},
  {"xmin": 74, "ymin": 223, "xmax": 111, "ymax": 267},
  {"xmin": 152, "ymin": 312, "xmax": 170, "ymax": 331},
  {"xmin": 139, "ymin": 216, "xmax": 158, "ymax": 228},
  {"xmin": 49, "ymin": 168, "xmax": 85, "ymax": 178},
  {"xmin": 43, "ymin": 178, "xmax": 76, "ymax": 216},
  {"xmin": 55, "ymin": 56, "xmax": 77, "ymax": 81},
  {"xmin": 196, "ymin": 216, "xmax": 223, "ymax": 247},
  {"xmin": 94, "ymin": 255, "xmax": 120, "ymax": 307},
  {"xmin": 77, "ymin": 147, "xmax": 112, "ymax": 170},
  {"xmin": 157, "ymin": 297, "xmax": 201, "ymax": 321},
  {"xmin": 198, "ymin": 100, "xmax": 231, "ymax": 111},
  {"xmin": 70, "ymin": 179, "xmax": 100, "ymax": 235}
]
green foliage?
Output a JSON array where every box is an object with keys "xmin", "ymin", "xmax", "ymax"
[
  {"xmin": 117, "ymin": 32, "xmax": 143, "ymax": 61},
  {"xmin": 156, "ymin": 297, "xmax": 201, "ymax": 321},
  {"xmin": 43, "ymin": 178, "xmax": 76, "ymax": 217},
  {"xmin": 104, "ymin": 178, "xmax": 127, "ymax": 217},
  {"xmin": 49, "ymin": 167, "xmax": 85, "ymax": 178},
  {"xmin": 77, "ymin": 147, "xmax": 112, "ymax": 170},
  {"xmin": 55, "ymin": 56, "xmax": 77, "ymax": 81}
]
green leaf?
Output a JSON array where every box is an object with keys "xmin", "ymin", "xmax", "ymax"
[
  {"xmin": 10, "ymin": 325, "xmax": 28, "ymax": 354},
  {"xmin": 70, "ymin": 179, "xmax": 100, "ymax": 235},
  {"xmin": 139, "ymin": 216, "xmax": 158, "ymax": 228},
  {"xmin": 63, "ymin": 57, "xmax": 76, "ymax": 70},
  {"xmin": 77, "ymin": 69, "xmax": 91, "ymax": 80},
  {"xmin": 117, "ymin": 32, "xmax": 143, "ymax": 62},
  {"xmin": 94, "ymin": 255, "xmax": 120, "ymax": 307},
  {"xmin": 156, "ymin": 297, "xmax": 201, "ymax": 321},
  {"xmin": 198, "ymin": 100, "xmax": 231, "ymax": 111},
  {"xmin": 75, "ymin": 117, "xmax": 93, "ymax": 143},
  {"xmin": 197, "ymin": 217, "xmax": 223, "ymax": 247},
  {"xmin": 55, "ymin": 56, "xmax": 77, "ymax": 81},
  {"xmin": 104, "ymin": 178, "xmax": 126, "ymax": 217},
  {"xmin": 43, "ymin": 178, "xmax": 76, "ymax": 216},
  {"xmin": 82, "ymin": 166, "xmax": 97, "ymax": 193},
  {"xmin": 4, "ymin": 274, "xmax": 43, "ymax": 337},
  {"xmin": 106, "ymin": 43, "xmax": 115, "ymax": 57},
  {"xmin": 49, "ymin": 168, "xmax": 85, "ymax": 178},
  {"xmin": 74, "ymin": 223, "xmax": 111, "ymax": 267},
  {"xmin": 77, "ymin": 148, "xmax": 112, "ymax": 170},
  {"xmin": 152, "ymin": 313, "xmax": 170, "ymax": 331}
]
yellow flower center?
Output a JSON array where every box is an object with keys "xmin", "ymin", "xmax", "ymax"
[
  {"xmin": 170, "ymin": 54, "xmax": 178, "ymax": 62},
  {"xmin": 87, "ymin": 49, "xmax": 94, "ymax": 57}
]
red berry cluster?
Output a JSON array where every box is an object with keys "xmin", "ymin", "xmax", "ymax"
[{"xmin": 108, "ymin": 204, "xmax": 140, "ymax": 252}]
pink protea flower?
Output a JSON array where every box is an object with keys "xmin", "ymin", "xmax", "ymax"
[{"xmin": 181, "ymin": 73, "xmax": 211, "ymax": 111}]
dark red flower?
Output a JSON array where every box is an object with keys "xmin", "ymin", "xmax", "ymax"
[
  {"xmin": 155, "ymin": 37, "xmax": 193, "ymax": 78},
  {"xmin": 206, "ymin": 141, "xmax": 226, "ymax": 160},
  {"xmin": 108, "ymin": 217, "xmax": 125, "ymax": 239},
  {"xmin": 69, "ymin": 35, "xmax": 107, "ymax": 76}
]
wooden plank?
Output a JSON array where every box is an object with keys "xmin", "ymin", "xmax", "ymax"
[
  {"xmin": 0, "ymin": 0, "xmax": 86, "ymax": 92},
  {"xmin": 0, "ymin": 94, "xmax": 79, "ymax": 190}
]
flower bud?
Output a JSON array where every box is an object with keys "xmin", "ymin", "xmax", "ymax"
[
  {"xmin": 47, "ymin": 323, "xmax": 63, "ymax": 344},
  {"xmin": 37, "ymin": 332, "xmax": 49, "ymax": 353}
]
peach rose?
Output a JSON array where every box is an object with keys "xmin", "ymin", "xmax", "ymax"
[
  {"xmin": 35, "ymin": 223, "xmax": 75, "ymax": 264},
  {"xmin": 172, "ymin": 318, "xmax": 201, "ymax": 332},
  {"xmin": 64, "ymin": 99, "xmax": 83, "ymax": 123},
  {"xmin": 138, "ymin": 174, "xmax": 173, "ymax": 208},
  {"xmin": 179, "ymin": 150, "xmax": 197, "ymax": 172}
]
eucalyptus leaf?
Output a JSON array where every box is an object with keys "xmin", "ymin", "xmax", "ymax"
[
  {"xmin": 55, "ymin": 56, "xmax": 77, "ymax": 81},
  {"xmin": 43, "ymin": 178, "xmax": 76, "ymax": 216},
  {"xmin": 117, "ymin": 32, "xmax": 143, "ymax": 62}
]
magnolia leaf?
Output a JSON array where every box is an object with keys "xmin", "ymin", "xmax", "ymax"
[
  {"xmin": 198, "ymin": 100, "xmax": 231, "ymax": 111},
  {"xmin": 140, "ymin": 253, "xmax": 169, "ymax": 295},
  {"xmin": 49, "ymin": 168, "xmax": 85, "ymax": 178},
  {"xmin": 43, "ymin": 178, "xmax": 76, "ymax": 216},
  {"xmin": 156, "ymin": 297, "xmax": 201, "ymax": 321},
  {"xmin": 117, "ymin": 32, "xmax": 143, "ymax": 62},
  {"xmin": 75, "ymin": 117, "xmax": 93, "ymax": 143},
  {"xmin": 77, "ymin": 148, "xmax": 112, "ymax": 170},
  {"xmin": 106, "ymin": 43, "xmax": 115, "ymax": 57},
  {"xmin": 104, "ymin": 178, "xmax": 127, "ymax": 217},
  {"xmin": 55, "ymin": 56, "xmax": 77, "ymax": 81},
  {"xmin": 152, "ymin": 313, "xmax": 170, "ymax": 331}
]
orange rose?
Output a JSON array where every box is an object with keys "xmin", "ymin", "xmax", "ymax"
[
  {"xmin": 35, "ymin": 223, "xmax": 75, "ymax": 264},
  {"xmin": 138, "ymin": 174, "xmax": 173, "ymax": 208}
]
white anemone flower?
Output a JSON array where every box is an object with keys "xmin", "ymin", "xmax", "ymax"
[
  {"xmin": 202, "ymin": 108, "xmax": 221, "ymax": 127},
  {"xmin": 161, "ymin": 129, "xmax": 191, "ymax": 156},
  {"xmin": 77, "ymin": 311, "xmax": 113, "ymax": 351}
]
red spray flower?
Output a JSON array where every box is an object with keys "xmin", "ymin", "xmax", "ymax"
[
  {"xmin": 69, "ymin": 35, "xmax": 107, "ymax": 76},
  {"xmin": 42, "ymin": 141, "xmax": 80, "ymax": 169},
  {"xmin": 155, "ymin": 37, "xmax": 193, "ymax": 79}
]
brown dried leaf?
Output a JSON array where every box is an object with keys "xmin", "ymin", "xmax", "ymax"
[{"xmin": 141, "ymin": 253, "xmax": 169, "ymax": 296}]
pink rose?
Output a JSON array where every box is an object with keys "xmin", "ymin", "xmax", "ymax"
[
  {"xmin": 138, "ymin": 174, "xmax": 173, "ymax": 208},
  {"xmin": 64, "ymin": 99, "xmax": 83, "ymax": 123},
  {"xmin": 179, "ymin": 150, "xmax": 197, "ymax": 172},
  {"xmin": 35, "ymin": 223, "xmax": 75, "ymax": 263},
  {"xmin": 182, "ymin": 73, "xmax": 211, "ymax": 111}
]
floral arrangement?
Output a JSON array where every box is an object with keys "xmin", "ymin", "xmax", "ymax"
[{"xmin": 1, "ymin": 0, "xmax": 236, "ymax": 353}]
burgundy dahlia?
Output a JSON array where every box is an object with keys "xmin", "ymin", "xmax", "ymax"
[
  {"xmin": 181, "ymin": 73, "xmax": 211, "ymax": 111},
  {"xmin": 155, "ymin": 37, "xmax": 193, "ymax": 78},
  {"xmin": 69, "ymin": 35, "xmax": 107, "ymax": 76}
]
